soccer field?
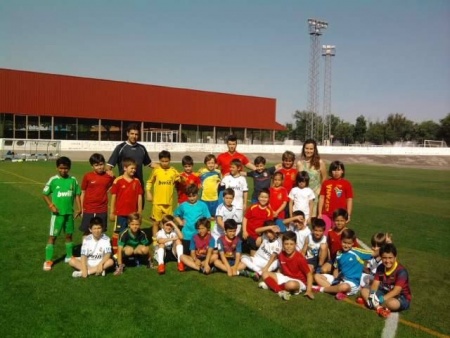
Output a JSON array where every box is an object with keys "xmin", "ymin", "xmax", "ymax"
[{"xmin": 0, "ymin": 161, "xmax": 449, "ymax": 337}]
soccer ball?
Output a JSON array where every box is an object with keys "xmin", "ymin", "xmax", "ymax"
[{"xmin": 367, "ymin": 292, "xmax": 380, "ymax": 309}]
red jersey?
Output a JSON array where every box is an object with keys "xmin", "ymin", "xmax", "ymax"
[
  {"xmin": 278, "ymin": 250, "xmax": 311, "ymax": 284},
  {"xmin": 277, "ymin": 167, "xmax": 297, "ymax": 193},
  {"xmin": 110, "ymin": 176, "xmax": 143, "ymax": 216},
  {"xmin": 81, "ymin": 171, "xmax": 114, "ymax": 213},
  {"xmin": 217, "ymin": 151, "xmax": 250, "ymax": 176},
  {"xmin": 176, "ymin": 172, "xmax": 201, "ymax": 204},
  {"xmin": 327, "ymin": 228, "xmax": 359, "ymax": 261},
  {"xmin": 320, "ymin": 178, "xmax": 353, "ymax": 218},
  {"xmin": 269, "ymin": 186, "xmax": 289, "ymax": 219},
  {"xmin": 244, "ymin": 204, "xmax": 273, "ymax": 240}
]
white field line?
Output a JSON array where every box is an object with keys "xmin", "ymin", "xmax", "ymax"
[
  {"xmin": 382, "ymin": 312, "xmax": 399, "ymax": 338},
  {"xmin": 0, "ymin": 169, "xmax": 43, "ymax": 185},
  {"xmin": 0, "ymin": 182, "xmax": 42, "ymax": 184}
]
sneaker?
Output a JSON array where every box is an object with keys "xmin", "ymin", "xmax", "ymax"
[
  {"xmin": 252, "ymin": 272, "xmax": 260, "ymax": 282},
  {"xmin": 312, "ymin": 285, "xmax": 321, "ymax": 293},
  {"xmin": 336, "ymin": 292, "xmax": 348, "ymax": 300},
  {"xmin": 147, "ymin": 259, "xmax": 154, "ymax": 269},
  {"xmin": 64, "ymin": 257, "xmax": 72, "ymax": 263},
  {"xmin": 210, "ymin": 266, "xmax": 218, "ymax": 273},
  {"xmin": 43, "ymin": 261, "xmax": 53, "ymax": 271},
  {"xmin": 72, "ymin": 271, "xmax": 82, "ymax": 278},
  {"xmin": 278, "ymin": 290, "xmax": 291, "ymax": 301},
  {"xmin": 158, "ymin": 264, "xmax": 165, "ymax": 275},
  {"xmin": 238, "ymin": 270, "xmax": 249, "ymax": 277},
  {"xmin": 177, "ymin": 262, "xmax": 185, "ymax": 272},
  {"xmin": 356, "ymin": 297, "xmax": 365, "ymax": 305},
  {"xmin": 101, "ymin": 270, "xmax": 106, "ymax": 277},
  {"xmin": 377, "ymin": 307, "xmax": 391, "ymax": 318},
  {"xmin": 258, "ymin": 281, "xmax": 269, "ymax": 290}
]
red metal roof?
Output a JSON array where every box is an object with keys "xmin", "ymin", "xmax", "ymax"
[{"xmin": 0, "ymin": 68, "xmax": 285, "ymax": 131}]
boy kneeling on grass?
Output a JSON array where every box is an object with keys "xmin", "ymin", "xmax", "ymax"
[
  {"xmin": 360, "ymin": 243, "xmax": 411, "ymax": 318},
  {"xmin": 69, "ymin": 216, "xmax": 114, "ymax": 278},
  {"xmin": 260, "ymin": 231, "xmax": 314, "ymax": 301}
]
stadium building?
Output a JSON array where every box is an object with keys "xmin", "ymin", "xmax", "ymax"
[{"xmin": 0, "ymin": 68, "xmax": 285, "ymax": 144}]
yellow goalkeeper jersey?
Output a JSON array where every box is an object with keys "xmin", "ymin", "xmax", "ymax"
[{"xmin": 146, "ymin": 167, "xmax": 180, "ymax": 205}]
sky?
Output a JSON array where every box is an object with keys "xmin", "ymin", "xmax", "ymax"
[{"xmin": 1, "ymin": 0, "xmax": 449, "ymax": 125}]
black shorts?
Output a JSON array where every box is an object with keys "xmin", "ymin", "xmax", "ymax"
[{"xmin": 79, "ymin": 212, "xmax": 108, "ymax": 233}]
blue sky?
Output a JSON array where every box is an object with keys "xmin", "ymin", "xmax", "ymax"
[{"xmin": 1, "ymin": 0, "xmax": 449, "ymax": 125}]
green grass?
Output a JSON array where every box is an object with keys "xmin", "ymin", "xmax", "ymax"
[{"xmin": 0, "ymin": 161, "xmax": 449, "ymax": 337}]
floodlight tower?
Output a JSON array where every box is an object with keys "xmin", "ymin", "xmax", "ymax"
[
  {"xmin": 322, "ymin": 45, "xmax": 336, "ymax": 145},
  {"xmin": 306, "ymin": 18, "xmax": 328, "ymax": 140}
]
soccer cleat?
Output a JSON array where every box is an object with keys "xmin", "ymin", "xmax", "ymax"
[
  {"xmin": 252, "ymin": 272, "xmax": 260, "ymax": 282},
  {"xmin": 278, "ymin": 290, "xmax": 291, "ymax": 301},
  {"xmin": 210, "ymin": 266, "xmax": 218, "ymax": 273},
  {"xmin": 258, "ymin": 281, "xmax": 269, "ymax": 290},
  {"xmin": 101, "ymin": 270, "xmax": 106, "ymax": 277},
  {"xmin": 64, "ymin": 257, "xmax": 72, "ymax": 263},
  {"xmin": 312, "ymin": 286, "xmax": 321, "ymax": 293},
  {"xmin": 377, "ymin": 307, "xmax": 391, "ymax": 318},
  {"xmin": 238, "ymin": 270, "xmax": 249, "ymax": 277},
  {"xmin": 158, "ymin": 264, "xmax": 165, "ymax": 275},
  {"xmin": 177, "ymin": 262, "xmax": 185, "ymax": 272},
  {"xmin": 356, "ymin": 297, "xmax": 365, "ymax": 305},
  {"xmin": 335, "ymin": 292, "xmax": 348, "ymax": 300},
  {"xmin": 72, "ymin": 271, "xmax": 82, "ymax": 278},
  {"xmin": 43, "ymin": 261, "xmax": 53, "ymax": 271}
]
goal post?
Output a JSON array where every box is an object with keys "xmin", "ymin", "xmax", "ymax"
[{"xmin": 423, "ymin": 140, "xmax": 447, "ymax": 148}]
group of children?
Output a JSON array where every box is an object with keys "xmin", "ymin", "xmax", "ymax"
[{"xmin": 41, "ymin": 140, "xmax": 411, "ymax": 319}]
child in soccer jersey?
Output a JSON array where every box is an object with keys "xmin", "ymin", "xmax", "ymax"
[
  {"xmin": 359, "ymin": 232, "xmax": 392, "ymax": 289},
  {"xmin": 314, "ymin": 229, "xmax": 374, "ymax": 300},
  {"xmin": 109, "ymin": 157, "xmax": 143, "ymax": 255},
  {"xmin": 301, "ymin": 218, "xmax": 328, "ymax": 273},
  {"xmin": 175, "ymin": 155, "xmax": 201, "ymax": 205},
  {"xmin": 214, "ymin": 188, "xmax": 240, "ymax": 243},
  {"xmin": 214, "ymin": 219, "xmax": 243, "ymax": 277},
  {"xmin": 318, "ymin": 161, "xmax": 353, "ymax": 234},
  {"xmin": 197, "ymin": 154, "xmax": 221, "ymax": 217},
  {"xmin": 237, "ymin": 221, "xmax": 282, "ymax": 280},
  {"xmin": 155, "ymin": 215, "xmax": 184, "ymax": 274},
  {"xmin": 260, "ymin": 231, "xmax": 314, "ymax": 301},
  {"xmin": 114, "ymin": 213, "xmax": 150, "ymax": 275},
  {"xmin": 174, "ymin": 184, "xmax": 211, "ymax": 255},
  {"xmin": 69, "ymin": 216, "xmax": 114, "ymax": 278},
  {"xmin": 42, "ymin": 156, "xmax": 82, "ymax": 271},
  {"xmin": 360, "ymin": 243, "xmax": 411, "ymax": 318},
  {"xmin": 242, "ymin": 188, "xmax": 274, "ymax": 256},
  {"xmin": 146, "ymin": 150, "xmax": 180, "ymax": 237},
  {"xmin": 274, "ymin": 151, "xmax": 298, "ymax": 217},
  {"xmin": 245, "ymin": 156, "xmax": 276, "ymax": 204},
  {"xmin": 80, "ymin": 153, "xmax": 114, "ymax": 237},
  {"xmin": 219, "ymin": 159, "xmax": 248, "ymax": 225},
  {"xmin": 321, "ymin": 208, "xmax": 354, "ymax": 274},
  {"xmin": 286, "ymin": 210, "xmax": 311, "ymax": 252},
  {"xmin": 180, "ymin": 217, "xmax": 217, "ymax": 274},
  {"xmin": 289, "ymin": 171, "xmax": 315, "ymax": 222},
  {"xmin": 269, "ymin": 172, "xmax": 289, "ymax": 219}
]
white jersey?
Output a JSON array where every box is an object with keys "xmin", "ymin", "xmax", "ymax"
[
  {"xmin": 214, "ymin": 203, "xmax": 240, "ymax": 240},
  {"xmin": 305, "ymin": 233, "xmax": 327, "ymax": 259},
  {"xmin": 294, "ymin": 226, "xmax": 311, "ymax": 252},
  {"xmin": 288, "ymin": 187, "xmax": 315, "ymax": 219},
  {"xmin": 81, "ymin": 234, "xmax": 112, "ymax": 266},
  {"xmin": 156, "ymin": 229, "xmax": 179, "ymax": 249},
  {"xmin": 366, "ymin": 257, "xmax": 382, "ymax": 275},
  {"xmin": 220, "ymin": 175, "xmax": 248, "ymax": 210},
  {"xmin": 255, "ymin": 234, "xmax": 282, "ymax": 261}
]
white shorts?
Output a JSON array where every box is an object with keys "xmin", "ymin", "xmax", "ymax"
[
  {"xmin": 323, "ymin": 273, "xmax": 360, "ymax": 296},
  {"xmin": 275, "ymin": 272, "xmax": 306, "ymax": 295},
  {"xmin": 241, "ymin": 255, "xmax": 278, "ymax": 274},
  {"xmin": 74, "ymin": 256, "xmax": 102, "ymax": 268}
]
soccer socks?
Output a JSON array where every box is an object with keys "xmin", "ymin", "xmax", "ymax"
[
  {"xmin": 264, "ymin": 277, "xmax": 283, "ymax": 293},
  {"xmin": 176, "ymin": 244, "xmax": 183, "ymax": 263},
  {"xmin": 112, "ymin": 233, "xmax": 119, "ymax": 255},
  {"xmin": 157, "ymin": 247, "xmax": 165, "ymax": 265},
  {"xmin": 45, "ymin": 244, "xmax": 54, "ymax": 261},
  {"xmin": 65, "ymin": 242, "xmax": 73, "ymax": 258}
]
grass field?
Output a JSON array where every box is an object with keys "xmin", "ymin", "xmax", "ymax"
[{"xmin": 0, "ymin": 161, "xmax": 449, "ymax": 338}]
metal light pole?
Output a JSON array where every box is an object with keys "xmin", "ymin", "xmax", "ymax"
[
  {"xmin": 322, "ymin": 45, "xmax": 335, "ymax": 145},
  {"xmin": 306, "ymin": 18, "xmax": 328, "ymax": 140}
]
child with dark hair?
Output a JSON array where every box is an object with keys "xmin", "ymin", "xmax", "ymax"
[
  {"xmin": 314, "ymin": 229, "xmax": 374, "ymax": 300},
  {"xmin": 155, "ymin": 215, "xmax": 184, "ymax": 274},
  {"xmin": 214, "ymin": 219, "xmax": 242, "ymax": 277},
  {"xmin": 198, "ymin": 154, "xmax": 221, "ymax": 217},
  {"xmin": 288, "ymin": 171, "xmax": 315, "ymax": 222},
  {"xmin": 318, "ymin": 161, "xmax": 353, "ymax": 234},
  {"xmin": 176, "ymin": 155, "xmax": 201, "ymax": 204},
  {"xmin": 360, "ymin": 243, "xmax": 411, "ymax": 318},
  {"xmin": 302, "ymin": 218, "xmax": 328, "ymax": 273},
  {"xmin": 269, "ymin": 172, "xmax": 289, "ymax": 219},
  {"xmin": 359, "ymin": 232, "xmax": 392, "ymax": 288},
  {"xmin": 214, "ymin": 188, "xmax": 240, "ymax": 242},
  {"xmin": 260, "ymin": 231, "xmax": 314, "ymax": 301},
  {"xmin": 245, "ymin": 156, "xmax": 276, "ymax": 203}
]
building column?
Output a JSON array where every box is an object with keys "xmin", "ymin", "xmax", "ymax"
[
  {"xmin": 51, "ymin": 116, "xmax": 54, "ymax": 140},
  {"xmin": 244, "ymin": 128, "xmax": 247, "ymax": 144},
  {"xmin": 213, "ymin": 126, "xmax": 216, "ymax": 143},
  {"xmin": 98, "ymin": 119, "xmax": 102, "ymax": 141},
  {"xmin": 38, "ymin": 116, "xmax": 41, "ymax": 139},
  {"xmin": 179, "ymin": 124, "xmax": 182, "ymax": 143},
  {"xmin": 25, "ymin": 115, "xmax": 29, "ymax": 139}
]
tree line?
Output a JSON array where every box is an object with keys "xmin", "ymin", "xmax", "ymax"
[{"xmin": 276, "ymin": 112, "xmax": 450, "ymax": 146}]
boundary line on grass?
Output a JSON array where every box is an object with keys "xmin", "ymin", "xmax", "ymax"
[{"xmin": 0, "ymin": 169, "xmax": 43, "ymax": 185}]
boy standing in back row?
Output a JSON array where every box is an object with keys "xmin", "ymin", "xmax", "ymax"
[{"xmin": 42, "ymin": 156, "xmax": 81, "ymax": 271}]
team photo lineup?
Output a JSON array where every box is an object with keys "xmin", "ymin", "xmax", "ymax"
[{"xmin": 42, "ymin": 124, "xmax": 411, "ymax": 319}]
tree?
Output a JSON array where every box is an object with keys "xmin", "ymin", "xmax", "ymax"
[
  {"xmin": 437, "ymin": 113, "xmax": 450, "ymax": 145},
  {"xmin": 414, "ymin": 120, "xmax": 440, "ymax": 144},
  {"xmin": 292, "ymin": 110, "xmax": 309, "ymax": 141},
  {"xmin": 275, "ymin": 123, "xmax": 293, "ymax": 141},
  {"xmin": 353, "ymin": 115, "xmax": 367, "ymax": 143},
  {"xmin": 366, "ymin": 121, "xmax": 386, "ymax": 145},
  {"xmin": 385, "ymin": 113, "xmax": 414, "ymax": 142},
  {"xmin": 334, "ymin": 122, "xmax": 354, "ymax": 145}
]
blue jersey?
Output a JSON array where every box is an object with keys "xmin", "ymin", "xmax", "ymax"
[
  {"xmin": 334, "ymin": 248, "xmax": 372, "ymax": 285},
  {"xmin": 174, "ymin": 200, "xmax": 211, "ymax": 241}
]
